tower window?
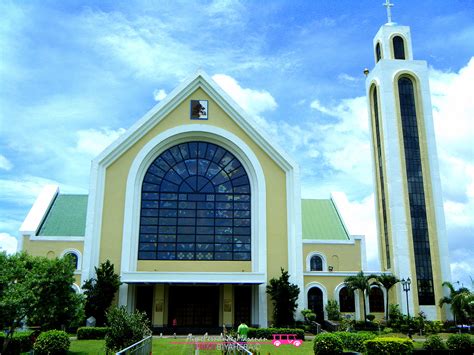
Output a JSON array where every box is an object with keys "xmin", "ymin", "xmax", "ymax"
[
  {"xmin": 138, "ymin": 141, "xmax": 251, "ymax": 261},
  {"xmin": 372, "ymin": 86, "xmax": 391, "ymax": 269},
  {"xmin": 375, "ymin": 42, "xmax": 382, "ymax": 63},
  {"xmin": 398, "ymin": 76, "xmax": 435, "ymax": 305},
  {"xmin": 310, "ymin": 255, "xmax": 323, "ymax": 271},
  {"xmin": 393, "ymin": 36, "xmax": 406, "ymax": 59}
]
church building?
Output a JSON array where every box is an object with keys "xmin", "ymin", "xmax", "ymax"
[{"xmin": 18, "ymin": 12, "xmax": 450, "ymax": 330}]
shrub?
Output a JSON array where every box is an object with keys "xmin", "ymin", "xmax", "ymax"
[
  {"xmin": 313, "ymin": 333, "xmax": 343, "ymax": 355},
  {"xmin": 364, "ymin": 337, "xmax": 413, "ymax": 354},
  {"xmin": 382, "ymin": 327, "xmax": 393, "ymax": 334},
  {"xmin": 105, "ymin": 306, "xmax": 151, "ymax": 352},
  {"xmin": 424, "ymin": 320, "xmax": 443, "ymax": 334},
  {"xmin": 77, "ymin": 327, "xmax": 109, "ymax": 340},
  {"xmin": 246, "ymin": 327, "xmax": 304, "ymax": 340},
  {"xmin": 446, "ymin": 333, "xmax": 472, "ymax": 352},
  {"xmin": 0, "ymin": 331, "xmax": 35, "ymax": 354},
  {"xmin": 325, "ymin": 300, "xmax": 341, "ymax": 321},
  {"xmin": 423, "ymin": 334, "xmax": 446, "ymax": 351},
  {"xmin": 33, "ymin": 330, "xmax": 70, "ymax": 355},
  {"xmin": 367, "ymin": 314, "xmax": 376, "ymax": 322},
  {"xmin": 333, "ymin": 331, "xmax": 376, "ymax": 352}
]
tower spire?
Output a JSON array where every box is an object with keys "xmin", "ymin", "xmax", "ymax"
[{"xmin": 383, "ymin": 0, "xmax": 394, "ymax": 24}]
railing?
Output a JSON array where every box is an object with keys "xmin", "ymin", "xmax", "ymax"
[
  {"xmin": 115, "ymin": 335, "xmax": 152, "ymax": 355},
  {"xmin": 220, "ymin": 335, "xmax": 253, "ymax": 354}
]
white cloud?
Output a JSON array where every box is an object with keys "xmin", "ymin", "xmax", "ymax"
[
  {"xmin": 0, "ymin": 176, "xmax": 59, "ymax": 205},
  {"xmin": 75, "ymin": 127, "xmax": 126, "ymax": 157},
  {"xmin": 0, "ymin": 154, "xmax": 13, "ymax": 170},
  {"xmin": 0, "ymin": 233, "xmax": 18, "ymax": 254},
  {"xmin": 331, "ymin": 191, "xmax": 379, "ymax": 271},
  {"xmin": 153, "ymin": 89, "xmax": 167, "ymax": 101}
]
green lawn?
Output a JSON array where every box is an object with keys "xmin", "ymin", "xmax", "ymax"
[{"xmin": 68, "ymin": 337, "xmax": 315, "ymax": 354}]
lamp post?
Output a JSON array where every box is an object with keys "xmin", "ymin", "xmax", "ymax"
[{"xmin": 401, "ymin": 278, "xmax": 411, "ymax": 318}]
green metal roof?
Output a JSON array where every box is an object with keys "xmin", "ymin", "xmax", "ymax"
[
  {"xmin": 37, "ymin": 194, "xmax": 88, "ymax": 236},
  {"xmin": 301, "ymin": 199, "xmax": 350, "ymax": 240}
]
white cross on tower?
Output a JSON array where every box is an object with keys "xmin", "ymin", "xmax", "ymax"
[{"xmin": 383, "ymin": 0, "xmax": 394, "ymax": 24}]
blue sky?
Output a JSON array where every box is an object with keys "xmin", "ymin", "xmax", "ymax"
[{"xmin": 1, "ymin": 0, "xmax": 473, "ymax": 288}]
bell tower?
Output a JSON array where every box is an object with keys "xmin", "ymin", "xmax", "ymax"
[{"xmin": 365, "ymin": 1, "xmax": 450, "ymax": 319}]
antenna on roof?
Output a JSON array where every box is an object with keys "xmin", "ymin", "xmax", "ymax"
[{"xmin": 383, "ymin": 0, "xmax": 395, "ymax": 24}]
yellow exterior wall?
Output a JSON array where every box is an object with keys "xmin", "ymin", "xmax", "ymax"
[
  {"xmin": 21, "ymin": 237, "xmax": 84, "ymax": 285},
  {"xmin": 303, "ymin": 240, "xmax": 362, "ymax": 272},
  {"xmin": 99, "ymin": 88, "xmax": 288, "ymax": 278}
]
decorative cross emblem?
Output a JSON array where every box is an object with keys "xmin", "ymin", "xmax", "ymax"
[{"xmin": 383, "ymin": 0, "xmax": 394, "ymax": 23}]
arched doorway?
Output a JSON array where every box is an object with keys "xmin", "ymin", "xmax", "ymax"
[{"xmin": 308, "ymin": 287, "xmax": 324, "ymax": 324}]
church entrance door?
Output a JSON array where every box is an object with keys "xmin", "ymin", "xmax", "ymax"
[
  {"xmin": 308, "ymin": 287, "xmax": 324, "ymax": 324},
  {"xmin": 168, "ymin": 286, "xmax": 219, "ymax": 328}
]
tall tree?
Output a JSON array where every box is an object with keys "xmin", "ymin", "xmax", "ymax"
[
  {"xmin": 266, "ymin": 268, "xmax": 300, "ymax": 327},
  {"xmin": 0, "ymin": 252, "xmax": 83, "ymax": 353},
  {"xmin": 83, "ymin": 260, "xmax": 122, "ymax": 326},
  {"xmin": 344, "ymin": 271, "xmax": 377, "ymax": 323},
  {"xmin": 439, "ymin": 281, "xmax": 473, "ymax": 325},
  {"xmin": 375, "ymin": 274, "xmax": 399, "ymax": 321}
]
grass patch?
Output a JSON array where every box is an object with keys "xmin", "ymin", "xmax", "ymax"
[{"xmin": 68, "ymin": 339, "xmax": 106, "ymax": 354}]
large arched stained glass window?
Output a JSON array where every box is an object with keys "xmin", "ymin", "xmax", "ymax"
[{"xmin": 139, "ymin": 141, "xmax": 251, "ymax": 261}]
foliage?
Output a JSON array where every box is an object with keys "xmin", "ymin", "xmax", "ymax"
[
  {"xmin": 0, "ymin": 252, "xmax": 82, "ymax": 353},
  {"xmin": 424, "ymin": 320, "xmax": 444, "ymax": 334},
  {"xmin": 325, "ymin": 300, "xmax": 341, "ymax": 321},
  {"xmin": 313, "ymin": 333, "xmax": 343, "ymax": 355},
  {"xmin": 364, "ymin": 337, "xmax": 414, "ymax": 354},
  {"xmin": 266, "ymin": 268, "xmax": 300, "ymax": 327},
  {"xmin": 0, "ymin": 331, "xmax": 34, "ymax": 354},
  {"xmin": 439, "ymin": 281, "xmax": 474, "ymax": 325},
  {"xmin": 423, "ymin": 334, "xmax": 446, "ymax": 350},
  {"xmin": 33, "ymin": 330, "xmax": 70, "ymax": 355},
  {"xmin": 375, "ymin": 274, "xmax": 399, "ymax": 320},
  {"xmin": 77, "ymin": 326, "xmax": 109, "ymax": 340},
  {"xmin": 246, "ymin": 327, "xmax": 305, "ymax": 340},
  {"xmin": 446, "ymin": 333, "xmax": 473, "ymax": 351},
  {"xmin": 344, "ymin": 271, "xmax": 377, "ymax": 322},
  {"xmin": 333, "ymin": 331, "xmax": 376, "ymax": 352},
  {"xmin": 82, "ymin": 260, "xmax": 122, "ymax": 326},
  {"xmin": 301, "ymin": 309, "xmax": 318, "ymax": 333},
  {"xmin": 104, "ymin": 306, "xmax": 151, "ymax": 352}
]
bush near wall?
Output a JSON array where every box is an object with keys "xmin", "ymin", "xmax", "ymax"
[
  {"xmin": 76, "ymin": 327, "xmax": 109, "ymax": 340},
  {"xmin": 0, "ymin": 331, "xmax": 34, "ymax": 354},
  {"xmin": 364, "ymin": 337, "xmax": 414, "ymax": 354},
  {"xmin": 446, "ymin": 333, "xmax": 473, "ymax": 352},
  {"xmin": 333, "ymin": 331, "xmax": 376, "ymax": 352},
  {"xmin": 246, "ymin": 327, "xmax": 305, "ymax": 340},
  {"xmin": 33, "ymin": 330, "xmax": 70, "ymax": 355},
  {"xmin": 313, "ymin": 333, "xmax": 343, "ymax": 355}
]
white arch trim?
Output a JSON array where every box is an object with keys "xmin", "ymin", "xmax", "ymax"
[
  {"xmin": 60, "ymin": 248, "xmax": 82, "ymax": 271},
  {"xmin": 334, "ymin": 282, "xmax": 361, "ymax": 321},
  {"xmin": 305, "ymin": 282, "xmax": 328, "ymax": 320},
  {"xmin": 120, "ymin": 125, "xmax": 267, "ymax": 275},
  {"xmin": 305, "ymin": 251, "xmax": 327, "ymax": 272},
  {"xmin": 72, "ymin": 283, "xmax": 81, "ymax": 294}
]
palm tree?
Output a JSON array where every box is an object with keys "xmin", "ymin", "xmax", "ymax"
[
  {"xmin": 375, "ymin": 274, "xmax": 399, "ymax": 321},
  {"xmin": 344, "ymin": 271, "xmax": 377, "ymax": 323},
  {"xmin": 439, "ymin": 281, "xmax": 473, "ymax": 325}
]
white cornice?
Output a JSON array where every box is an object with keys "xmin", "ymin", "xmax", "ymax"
[
  {"xmin": 121, "ymin": 271, "xmax": 266, "ymax": 284},
  {"xmin": 29, "ymin": 236, "xmax": 85, "ymax": 242}
]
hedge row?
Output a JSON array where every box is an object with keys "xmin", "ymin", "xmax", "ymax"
[
  {"xmin": 246, "ymin": 327, "xmax": 305, "ymax": 340},
  {"xmin": 332, "ymin": 331, "xmax": 376, "ymax": 352},
  {"xmin": 76, "ymin": 326, "xmax": 109, "ymax": 340},
  {"xmin": 0, "ymin": 331, "xmax": 35, "ymax": 354},
  {"xmin": 364, "ymin": 337, "xmax": 414, "ymax": 354}
]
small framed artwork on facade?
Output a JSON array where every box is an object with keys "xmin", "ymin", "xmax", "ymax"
[{"xmin": 190, "ymin": 100, "xmax": 208, "ymax": 120}]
